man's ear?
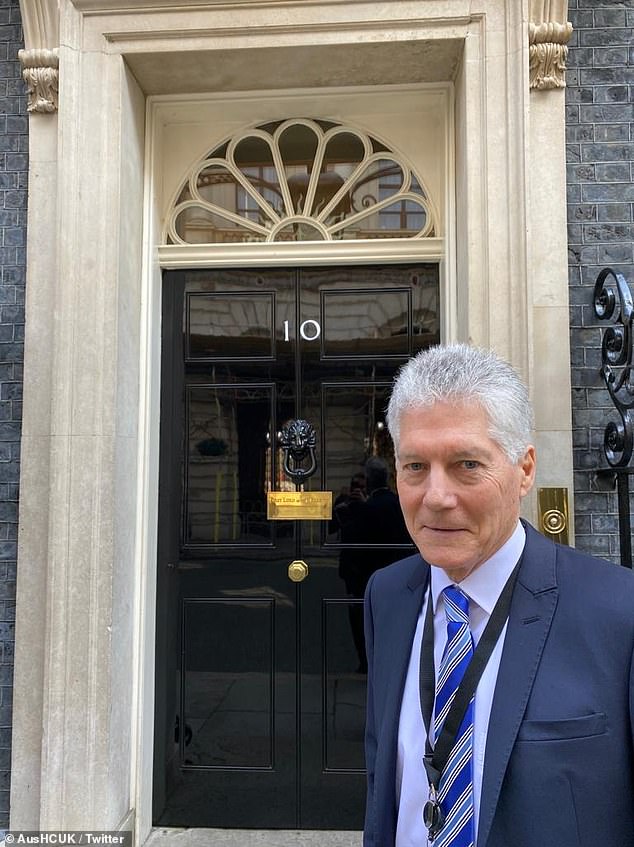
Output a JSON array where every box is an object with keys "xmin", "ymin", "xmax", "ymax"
[{"xmin": 518, "ymin": 445, "xmax": 536, "ymax": 498}]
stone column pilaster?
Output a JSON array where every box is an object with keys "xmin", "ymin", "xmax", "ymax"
[{"xmin": 11, "ymin": 0, "xmax": 60, "ymax": 829}]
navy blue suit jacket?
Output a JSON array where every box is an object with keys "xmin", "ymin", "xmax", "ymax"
[{"xmin": 363, "ymin": 522, "xmax": 634, "ymax": 847}]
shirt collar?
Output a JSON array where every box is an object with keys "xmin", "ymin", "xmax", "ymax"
[{"xmin": 430, "ymin": 521, "xmax": 526, "ymax": 615}]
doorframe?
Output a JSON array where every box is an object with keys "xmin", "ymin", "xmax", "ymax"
[{"xmin": 139, "ymin": 82, "xmax": 455, "ymax": 839}]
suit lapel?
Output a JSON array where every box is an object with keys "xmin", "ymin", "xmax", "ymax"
[
  {"xmin": 477, "ymin": 524, "xmax": 559, "ymax": 847},
  {"xmin": 374, "ymin": 555, "xmax": 429, "ymax": 840},
  {"xmin": 381, "ymin": 558, "xmax": 429, "ymax": 723}
]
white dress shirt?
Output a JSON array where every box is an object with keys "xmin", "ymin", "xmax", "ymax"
[{"xmin": 395, "ymin": 521, "xmax": 526, "ymax": 847}]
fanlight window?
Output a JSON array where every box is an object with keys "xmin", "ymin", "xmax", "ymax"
[{"xmin": 166, "ymin": 118, "xmax": 436, "ymax": 244}]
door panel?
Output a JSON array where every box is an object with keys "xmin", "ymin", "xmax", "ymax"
[{"xmin": 154, "ymin": 264, "xmax": 439, "ymax": 829}]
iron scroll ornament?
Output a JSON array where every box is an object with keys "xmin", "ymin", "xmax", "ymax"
[
  {"xmin": 278, "ymin": 419, "xmax": 318, "ymax": 487},
  {"xmin": 594, "ymin": 267, "xmax": 634, "ymax": 467}
]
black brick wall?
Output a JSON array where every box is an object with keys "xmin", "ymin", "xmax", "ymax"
[
  {"xmin": 0, "ymin": 0, "xmax": 25, "ymax": 828},
  {"xmin": 567, "ymin": 1, "xmax": 634, "ymax": 563}
]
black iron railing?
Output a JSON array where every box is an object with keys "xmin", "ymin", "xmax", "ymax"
[{"xmin": 593, "ymin": 267, "xmax": 634, "ymax": 567}]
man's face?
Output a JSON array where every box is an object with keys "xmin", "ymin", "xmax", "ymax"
[{"xmin": 395, "ymin": 401, "xmax": 536, "ymax": 582}]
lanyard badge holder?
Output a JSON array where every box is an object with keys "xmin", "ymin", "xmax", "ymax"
[{"xmin": 418, "ymin": 560, "xmax": 521, "ymax": 842}]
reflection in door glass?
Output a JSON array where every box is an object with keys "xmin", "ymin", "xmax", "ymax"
[
  {"xmin": 321, "ymin": 289, "xmax": 411, "ymax": 357},
  {"xmin": 187, "ymin": 292, "xmax": 275, "ymax": 359},
  {"xmin": 323, "ymin": 599, "xmax": 367, "ymax": 771},
  {"xmin": 185, "ymin": 385, "xmax": 274, "ymax": 544},
  {"xmin": 182, "ymin": 598, "xmax": 274, "ymax": 769},
  {"xmin": 320, "ymin": 265, "xmax": 439, "ymax": 357},
  {"xmin": 323, "ymin": 384, "xmax": 402, "ymax": 522}
]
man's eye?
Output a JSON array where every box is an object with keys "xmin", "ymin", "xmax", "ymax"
[
  {"xmin": 462, "ymin": 460, "xmax": 479, "ymax": 470},
  {"xmin": 405, "ymin": 462, "xmax": 423, "ymax": 471}
]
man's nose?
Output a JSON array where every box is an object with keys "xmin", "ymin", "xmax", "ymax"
[{"xmin": 422, "ymin": 468, "xmax": 457, "ymax": 510}]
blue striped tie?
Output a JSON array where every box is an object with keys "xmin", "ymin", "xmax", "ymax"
[{"xmin": 432, "ymin": 585, "xmax": 475, "ymax": 847}]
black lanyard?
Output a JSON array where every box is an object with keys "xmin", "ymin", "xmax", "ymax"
[{"xmin": 419, "ymin": 558, "xmax": 521, "ymax": 791}]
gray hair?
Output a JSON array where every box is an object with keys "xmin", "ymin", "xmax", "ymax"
[{"xmin": 386, "ymin": 343, "xmax": 533, "ymax": 464}]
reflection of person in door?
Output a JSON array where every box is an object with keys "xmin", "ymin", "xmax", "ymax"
[
  {"xmin": 333, "ymin": 472, "xmax": 368, "ymax": 668},
  {"xmin": 334, "ymin": 457, "xmax": 411, "ymax": 672}
]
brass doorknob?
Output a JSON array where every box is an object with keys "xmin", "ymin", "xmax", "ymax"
[{"xmin": 288, "ymin": 560, "xmax": 309, "ymax": 582}]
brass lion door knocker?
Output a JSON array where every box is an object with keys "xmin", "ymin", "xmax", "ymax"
[
  {"xmin": 278, "ymin": 419, "xmax": 317, "ymax": 488},
  {"xmin": 266, "ymin": 418, "xmax": 332, "ymax": 521}
]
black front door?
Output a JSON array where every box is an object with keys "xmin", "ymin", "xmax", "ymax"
[{"xmin": 153, "ymin": 264, "xmax": 439, "ymax": 829}]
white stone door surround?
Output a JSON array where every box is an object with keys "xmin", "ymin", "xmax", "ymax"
[{"xmin": 12, "ymin": 0, "xmax": 573, "ymax": 843}]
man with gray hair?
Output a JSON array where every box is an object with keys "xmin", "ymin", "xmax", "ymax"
[{"xmin": 364, "ymin": 343, "xmax": 634, "ymax": 847}]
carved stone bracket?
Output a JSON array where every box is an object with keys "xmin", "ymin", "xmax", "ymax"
[
  {"xmin": 18, "ymin": 48, "xmax": 59, "ymax": 113},
  {"xmin": 529, "ymin": 22, "xmax": 573, "ymax": 90},
  {"xmin": 18, "ymin": 0, "xmax": 59, "ymax": 113},
  {"xmin": 529, "ymin": 1, "xmax": 573, "ymax": 90}
]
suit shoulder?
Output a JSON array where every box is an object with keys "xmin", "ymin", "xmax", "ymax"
[
  {"xmin": 369, "ymin": 552, "xmax": 426, "ymax": 590},
  {"xmin": 553, "ymin": 542, "xmax": 634, "ymax": 625},
  {"xmin": 525, "ymin": 521, "xmax": 634, "ymax": 592},
  {"xmin": 556, "ymin": 542, "xmax": 634, "ymax": 587}
]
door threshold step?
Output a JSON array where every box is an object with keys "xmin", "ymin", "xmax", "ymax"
[{"xmin": 145, "ymin": 829, "xmax": 362, "ymax": 847}]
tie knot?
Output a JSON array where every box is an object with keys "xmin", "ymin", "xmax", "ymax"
[{"xmin": 442, "ymin": 585, "xmax": 469, "ymax": 623}]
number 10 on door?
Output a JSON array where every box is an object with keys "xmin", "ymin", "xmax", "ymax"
[{"xmin": 283, "ymin": 319, "xmax": 321, "ymax": 342}]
